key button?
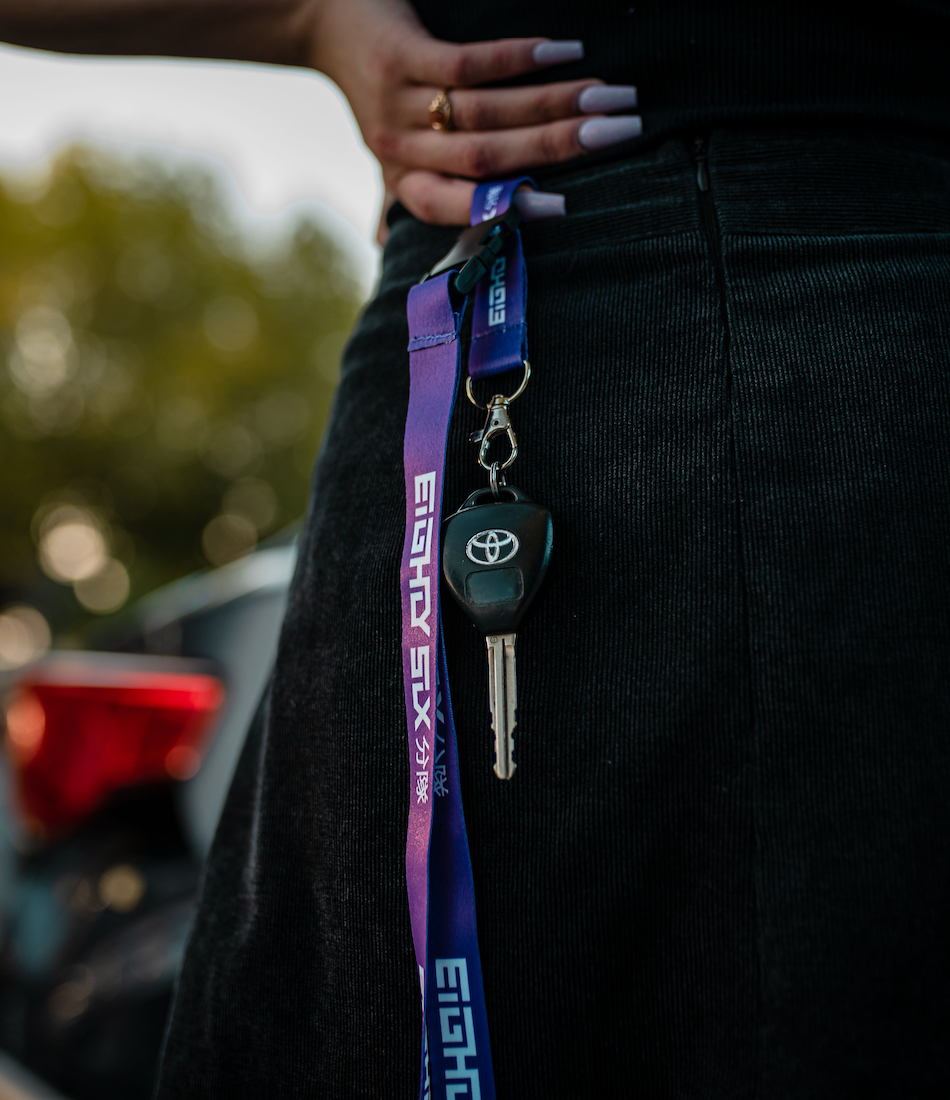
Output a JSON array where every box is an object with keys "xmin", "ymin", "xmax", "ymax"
[{"xmin": 465, "ymin": 568, "xmax": 524, "ymax": 606}]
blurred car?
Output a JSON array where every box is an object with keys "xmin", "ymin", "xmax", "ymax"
[{"xmin": 0, "ymin": 534, "xmax": 296, "ymax": 1100}]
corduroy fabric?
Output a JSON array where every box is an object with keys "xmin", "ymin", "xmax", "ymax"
[{"xmin": 156, "ymin": 131, "xmax": 950, "ymax": 1099}]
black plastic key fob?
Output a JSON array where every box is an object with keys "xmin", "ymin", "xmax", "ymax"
[{"xmin": 442, "ymin": 485, "xmax": 553, "ymax": 635}]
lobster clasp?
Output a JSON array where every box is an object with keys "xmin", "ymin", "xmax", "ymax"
[{"xmin": 472, "ymin": 395, "xmax": 518, "ymax": 471}]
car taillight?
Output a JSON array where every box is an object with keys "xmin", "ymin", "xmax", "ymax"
[{"xmin": 3, "ymin": 656, "xmax": 225, "ymax": 834}]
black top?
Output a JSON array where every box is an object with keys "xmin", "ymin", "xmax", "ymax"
[{"xmin": 412, "ymin": 1, "xmax": 950, "ymax": 144}]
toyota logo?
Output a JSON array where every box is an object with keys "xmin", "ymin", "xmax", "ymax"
[{"xmin": 465, "ymin": 529, "xmax": 519, "ymax": 566}]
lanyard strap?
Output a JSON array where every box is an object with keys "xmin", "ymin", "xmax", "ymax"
[
  {"xmin": 402, "ymin": 179, "xmax": 533, "ymax": 1100},
  {"xmin": 403, "ymin": 274, "xmax": 495, "ymax": 1100},
  {"xmin": 469, "ymin": 178, "xmax": 533, "ymax": 380}
]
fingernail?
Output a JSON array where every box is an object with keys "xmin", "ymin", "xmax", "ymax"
[
  {"xmin": 578, "ymin": 115, "xmax": 642, "ymax": 150},
  {"xmin": 532, "ymin": 41, "xmax": 584, "ymax": 66},
  {"xmin": 513, "ymin": 191, "xmax": 566, "ymax": 220},
  {"xmin": 578, "ymin": 85, "xmax": 638, "ymax": 114}
]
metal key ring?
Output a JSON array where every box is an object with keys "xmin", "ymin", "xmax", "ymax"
[
  {"xmin": 488, "ymin": 461, "xmax": 507, "ymax": 498},
  {"xmin": 465, "ymin": 359, "xmax": 531, "ymax": 410}
]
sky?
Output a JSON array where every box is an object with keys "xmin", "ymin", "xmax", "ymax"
[{"xmin": 0, "ymin": 43, "xmax": 383, "ymax": 289}]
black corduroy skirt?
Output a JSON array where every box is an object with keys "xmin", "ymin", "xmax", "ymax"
[{"xmin": 157, "ymin": 130, "xmax": 950, "ymax": 1099}]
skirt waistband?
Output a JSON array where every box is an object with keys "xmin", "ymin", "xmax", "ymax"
[{"xmin": 522, "ymin": 129, "xmax": 950, "ymax": 256}]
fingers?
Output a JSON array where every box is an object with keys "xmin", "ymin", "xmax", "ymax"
[
  {"xmin": 396, "ymin": 171, "xmax": 476, "ymax": 226},
  {"xmin": 392, "ymin": 174, "xmax": 567, "ymax": 228},
  {"xmin": 406, "ymin": 79, "xmax": 607, "ymax": 132},
  {"xmin": 397, "ymin": 114, "xmax": 640, "ymax": 181},
  {"xmin": 358, "ymin": 21, "xmax": 639, "ymax": 230},
  {"xmin": 412, "ymin": 36, "xmax": 583, "ymax": 89}
]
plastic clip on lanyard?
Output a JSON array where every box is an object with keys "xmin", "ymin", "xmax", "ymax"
[{"xmin": 401, "ymin": 178, "xmax": 534, "ymax": 1100}]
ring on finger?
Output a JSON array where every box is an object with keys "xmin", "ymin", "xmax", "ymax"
[{"xmin": 428, "ymin": 90, "xmax": 455, "ymax": 131}]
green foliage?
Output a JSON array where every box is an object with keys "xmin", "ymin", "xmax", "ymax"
[{"xmin": 0, "ymin": 145, "xmax": 365, "ymax": 634}]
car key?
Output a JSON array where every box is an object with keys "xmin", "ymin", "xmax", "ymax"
[{"xmin": 442, "ymin": 485, "xmax": 553, "ymax": 779}]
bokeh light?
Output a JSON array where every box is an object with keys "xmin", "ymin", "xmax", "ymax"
[
  {"xmin": 201, "ymin": 421, "xmax": 262, "ymax": 479},
  {"xmin": 165, "ymin": 744, "xmax": 201, "ymax": 780},
  {"xmin": 47, "ymin": 967, "xmax": 94, "ymax": 1023},
  {"xmin": 73, "ymin": 558, "xmax": 131, "ymax": 614},
  {"xmin": 9, "ymin": 305, "xmax": 77, "ymax": 396},
  {"xmin": 0, "ymin": 605, "xmax": 51, "ymax": 670},
  {"xmin": 222, "ymin": 477, "xmax": 278, "ymax": 533},
  {"xmin": 203, "ymin": 296, "xmax": 259, "ymax": 353},
  {"xmin": 4, "ymin": 689, "xmax": 46, "ymax": 763},
  {"xmin": 201, "ymin": 513, "xmax": 257, "ymax": 566},
  {"xmin": 98, "ymin": 864, "xmax": 146, "ymax": 913},
  {"xmin": 38, "ymin": 505, "xmax": 108, "ymax": 582}
]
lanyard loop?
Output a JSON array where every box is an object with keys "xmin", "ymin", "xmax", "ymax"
[{"xmin": 468, "ymin": 178, "xmax": 534, "ymax": 381}]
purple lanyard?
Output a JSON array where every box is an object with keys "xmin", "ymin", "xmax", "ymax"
[
  {"xmin": 469, "ymin": 177, "xmax": 532, "ymax": 381},
  {"xmin": 401, "ymin": 179, "xmax": 531, "ymax": 1100}
]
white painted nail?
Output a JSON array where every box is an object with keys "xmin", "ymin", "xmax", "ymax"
[
  {"xmin": 578, "ymin": 85, "xmax": 638, "ymax": 114},
  {"xmin": 513, "ymin": 191, "xmax": 566, "ymax": 220},
  {"xmin": 578, "ymin": 115, "xmax": 643, "ymax": 150},
  {"xmin": 532, "ymin": 41, "xmax": 584, "ymax": 66}
]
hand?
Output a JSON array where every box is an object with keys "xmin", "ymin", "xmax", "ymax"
[{"xmin": 307, "ymin": 0, "xmax": 640, "ymax": 236}]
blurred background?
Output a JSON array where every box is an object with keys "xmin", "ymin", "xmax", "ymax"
[
  {"xmin": 0, "ymin": 42, "xmax": 381, "ymax": 1099},
  {"xmin": 0, "ymin": 42, "xmax": 380, "ymax": 646}
]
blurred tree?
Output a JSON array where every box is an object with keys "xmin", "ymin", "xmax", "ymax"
[{"xmin": 0, "ymin": 145, "xmax": 366, "ymax": 636}]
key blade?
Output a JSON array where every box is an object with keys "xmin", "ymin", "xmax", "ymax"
[{"xmin": 486, "ymin": 633, "xmax": 517, "ymax": 780}]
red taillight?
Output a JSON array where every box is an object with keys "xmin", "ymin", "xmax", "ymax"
[{"xmin": 3, "ymin": 657, "xmax": 225, "ymax": 834}]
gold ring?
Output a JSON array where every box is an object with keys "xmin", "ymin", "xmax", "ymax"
[{"xmin": 428, "ymin": 90, "xmax": 454, "ymax": 131}]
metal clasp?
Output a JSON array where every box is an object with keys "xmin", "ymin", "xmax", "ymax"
[
  {"xmin": 466, "ymin": 359, "xmax": 531, "ymax": 496},
  {"xmin": 471, "ymin": 395, "xmax": 518, "ymax": 473}
]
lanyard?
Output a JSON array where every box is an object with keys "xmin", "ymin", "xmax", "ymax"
[
  {"xmin": 401, "ymin": 179, "xmax": 532, "ymax": 1100},
  {"xmin": 469, "ymin": 177, "xmax": 532, "ymax": 380}
]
